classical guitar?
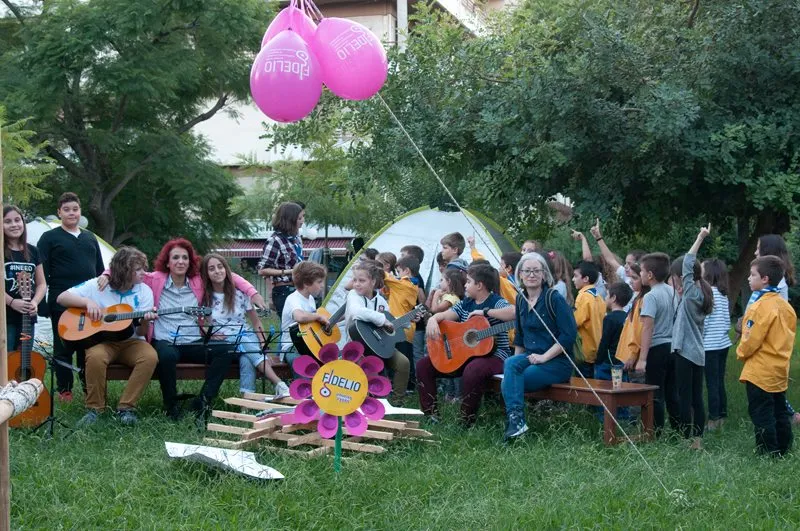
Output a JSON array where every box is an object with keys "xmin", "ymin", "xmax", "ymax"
[
  {"xmin": 290, "ymin": 304, "xmax": 346, "ymax": 360},
  {"xmin": 427, "ymin": 315, "xmax": 515, "ymax": 374},
  {"xmin": 7, "ymin": 272, "xmax": 51, "ymax": 428},
  {"xmin": 58, "ymin": 305, "xmax": 212, "ymax": 346},
  {"xmin": 348, "ymin": 304, "xmax": 428, "ymax": 359}
]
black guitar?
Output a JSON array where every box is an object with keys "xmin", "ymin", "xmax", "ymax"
[{"xmin": 348, "ymin": 304, "xmax": 428, "ymax": 359}]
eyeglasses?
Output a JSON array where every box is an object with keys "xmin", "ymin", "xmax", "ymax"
[{"xmin": 520, "ymin": 268, "xmax": 544, "ymax": 276}]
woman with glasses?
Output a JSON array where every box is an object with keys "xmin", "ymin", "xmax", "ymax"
[{"xmin": 500, "ymin": 252, "xmax": 578, "ymax": 441}]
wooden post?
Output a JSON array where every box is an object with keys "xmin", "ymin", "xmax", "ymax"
[{"xmin": 0, "ymin": 116, "xmax": 11, "ymax": 530}]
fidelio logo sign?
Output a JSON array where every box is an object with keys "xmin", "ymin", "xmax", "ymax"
[{"xmin": 311, "ymin": 359, "xmax": 368, "ymax": 416}]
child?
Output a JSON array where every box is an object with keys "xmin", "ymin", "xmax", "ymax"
[
  {"xmin": 572, "ymin": 260, "xmax": 606, "ymax": 377},
  {"xmin": 546, "ymin": 250, "xmax": 574, "ymax": 306},
  {"xmin": 376, "ymin": 252, "xmax": 397, "ymax": 276},
  {"xmin": 702, "ymin": 258, "xmax": 732, "ymax": 431},
  {"xmin": 594, "ymin": 282, "xmax": 633, "ymax": 378},
  {"xmin": 419, "ymin": 263, "xmax": 515, "ymax": 426},
  {"xmin": 737, "ymin": 256, "xmax": 796, "ymax": 456},
  {"xmin": 386, "ymin": 255, "xmax": 423, "ymax": 390},
  {"xmin": 670, "ymin": 225, "xmax": 714, "ymax": 449},
  {"xmin": 428, "ymin": 268, "xmax": 466, "ymax": 402},
  {"xmin": 635, "ymin": 252, "xmax": 678, "ymax": 435},
  {"xmin": 400, "ymin": 246, "xmax": 428, "ymax": 387},
  {"xmin": 618, "ymin": 263, "xmax": 650, "ymax": 380},
  {"xmin": 400, "ymin": 245, "xmax": 426, "ymax": 290},
  {"xmin": 466, "ymin": 236, "xmax": 521, "ymax": 304},
  {"xmin": 280, "ymin": 261, "xmax": 330, "ymax": 369},
  {"xmin": 590, "ymin": 218, "xmax": 646, "ymax": 289},
  {"xmin": 200, "ymin": 254, "xmax": 289, "ymax": 398},
  {"xmin": 345, "ymin": 259, "xmax": 410, "ymax": 404},
  {"xmin": 362, "ymin": 248, "xmax": 379, "ymax": 261},
  {"xmin": 441, "ymin": 232, "xmax": 469, "ymax": 271},
  {"xmin": 56, "ymin": 247, "xmax": 158, "ymax": 426},
  {"xmin": 435, "ymin": 252, "xmax": 446, "ymax": 275}
]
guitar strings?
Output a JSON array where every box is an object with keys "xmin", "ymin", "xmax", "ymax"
[{"xmin": 377, "ymin": 94, "xmax": 676, "ymax": 500}]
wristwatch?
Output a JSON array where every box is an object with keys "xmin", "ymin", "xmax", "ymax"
[{"xmin": 483, "ymin": 308, "xmax": 490, "ymax": 318}]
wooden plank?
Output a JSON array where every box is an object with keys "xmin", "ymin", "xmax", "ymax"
[
  {"xmin": 404, "ymin": 421, "xmax": 420, "ymax": 429},
  {"xmin": 224, "ymin": 397, "xmax": 296, "ymax": 412},
  {"xmin": 263, "ymin": 431, "xmax": 299, "ymax": 442},
  {"xmin": 211, "ymin": 410, "xmax": 258, "ymax": 423},
  {"xmin": 202, "ymin": 438, "xmax": 249, "ymax": 449},
  {"xmin": 206, "ymin": 423, "xmax": 248, "ymax": 436},
  {"xmin": 287, "ymin": 432, "xmax": 323, "ymax": 447},
  {"xmin": 281, "ymin": 422, "xmax": 316, "ymax": 433},
  {"xmin": 367, "ymin": 419, "xmax": 407, "ymax": 430},
  {"xmin": 306, "ymin": 438, "xmax": 385, "ymax": 454},
  {"xmin": 260, "ymin": 445, "xmax": 331, "ymax": 458},
  {"xmin": 242, "ymin": 425, "xmax": 284, "ymax": 441},
  {"xmin": 253, "ymin": 417, "xmax": 282, "ymax": 430},
  {"xmin": 361, "ymin": 430, "xmax": 393, "ymax": 441},
  {"xmin": 243, "ymin": 392, "xmax": 301, "ymax": 405}
]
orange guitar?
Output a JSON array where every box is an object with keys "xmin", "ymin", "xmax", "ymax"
[
  {"xmin": 289, "ymin": 305, "xmax": 346, "ymax": 361},
  {"xmin": 7, "ymin": 272, "xmax": 51, "ymax": 428},
  {"xmin": 427, "ymin": 315, "xmax": 515, "ymax": 374},
  {"xmin": 58, "ymin": 304, "xmax": 211, "ymax": 346}
]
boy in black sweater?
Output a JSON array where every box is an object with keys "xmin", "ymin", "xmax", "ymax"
[
  {"xmin": 594, "ymin": 282, "xmax": 634, "ymax": 419},
  {"xmin": 37, "ymin": 192, "xmax": 105, "ymax": 400}
]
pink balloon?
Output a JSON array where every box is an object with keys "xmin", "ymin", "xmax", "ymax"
[
  {"xmin": 250, "ymin": 30, "xmax": 322, "ymax": 123},
  {"xmin": 312, "ymin": 18, "xmax": 388, "ymax": 100},
  {"xmin": 261, "ymin": 7, "xmax": 317, "ymax": 48}
]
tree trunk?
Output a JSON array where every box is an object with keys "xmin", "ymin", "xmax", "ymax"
[
  {"xmin": 87, "ymin": 190, "xmax": 116, "ymax": 243},
  {"xmin": 728, "ymin": 211, "xmax": 791, "ymax": 313}
]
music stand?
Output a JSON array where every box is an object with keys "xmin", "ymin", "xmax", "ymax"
[
  {"xmin": 237, "ymin": 327, "xmax": 287, "ymax": 394},
  {"xmin": 171, "ymin": 323, "xmax": 244, "ymax": 403},
  {"xmin": 31, "ymin": 340, "xmax": 80, "ymax": 440}
]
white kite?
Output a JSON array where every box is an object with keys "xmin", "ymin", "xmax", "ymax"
[{"xmin": 165, "ymin": 442, "xmax": 284, "ymax": 480}]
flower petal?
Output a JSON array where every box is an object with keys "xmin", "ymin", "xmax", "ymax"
[
  {"xmin": 317, "ymin": 413, "xmax": 339, "ymax": 438},
  {"xmin": 293, "ymin": 355, "xmax": 321, "ymax": 379},
  {"xmin": 360, "ymin": 397, "xmax": 385, "ymax": 420},
  {"xmin": 343, "ymin": 411, "xmax": 368, "ymax": 436},
  {"xmin": 318, "ymin": 343, "xmax": 340, "ymax": 363}
]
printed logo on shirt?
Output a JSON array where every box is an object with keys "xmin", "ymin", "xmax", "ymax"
[
  {"xmin": 378, "ymin": 305, "xmax": 386, "ymax": 312},
  {"xmin": 746, "ymin": 320, "xmax": 754, "ymax": 329}
]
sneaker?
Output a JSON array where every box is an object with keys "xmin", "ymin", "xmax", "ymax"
[
  {"xmin": 274, "ymin": 381, "xmax": 290, "ymax": 399},
  {"xmin": 58, "ymin": 391, "xmax": 73, "ymax": 403},
  {"xmin": 166, "ymin": 404, "xmax": 183, "ymax": 422},
  {"xmin": 76, "ymin": 410, "xmax": 99, "ymax": 428},
  {"xmin": 503, "ymin": 409, "xmax": 529, "ymax": 442},
  {"xmin": 116, "ymin": 409, "xmax": 138, "ymax": 426}
]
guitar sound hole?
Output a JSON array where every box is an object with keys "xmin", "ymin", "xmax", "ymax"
[{"xmin": 464, "ymin": 330, "xmax": 478, "ymax": 347}]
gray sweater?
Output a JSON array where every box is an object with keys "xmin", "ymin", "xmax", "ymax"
[{"xmin": 672, "ymin": 253, "xmax": 707, "ymax": 366}]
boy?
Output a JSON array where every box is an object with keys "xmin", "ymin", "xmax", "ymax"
[
  {"xmin": 282, "ymin": 261, "xmax": 330, "ymax": 370},
  {"xmin": 38, "ymin": 192, "xmax": 106, "ymax": 400},
  {"xmin": 635, "ymin": 252, "xmax": 678, "ymax": 434},
  {"xmin": 737, "ymin": 256, "xmax": 796, "ymax": 456},
  {"xmin": 56, "ymin": 247, "xmax": 158, "ymax": 426},
  {"xmin": 419, "ymin": 263, "xmax": 515, "ymax": 426},
  {"xmin": 400, "ymin": 245, "xmax": 426, "ymax": 291},
  {"xmin": 572, "ymin": 261, "xmax": 606, "ymax": 377},
  {"xmin": 467, "ymin": 236, "xmax": 523, "ymax": 299},
  {"xmin": 594, "ymin": 282, "xmax": 633, "ymax": 377},
  {"xmin": 385, "ymin": 256, "xmax": 422, "ymax": 389},
  {"xmin": 441, "ymin": 232, "xmax": 469, "ymax": 271}
]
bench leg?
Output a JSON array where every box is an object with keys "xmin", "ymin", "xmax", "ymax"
[
  {"xmin": 641, "ymin": 391, "xmax": 655, "ymax": 441},
  {"xmin": 603, "ymin": 397, "xmax": 619, "ymax": 446}
]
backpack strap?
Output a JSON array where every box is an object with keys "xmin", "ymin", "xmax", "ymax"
[{"xmin": 546, "ymin": 288, "xmax": 557, "ymax": 323}]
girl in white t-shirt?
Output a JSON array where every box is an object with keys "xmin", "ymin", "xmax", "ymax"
[{"xmin": 201, "ymin": 254, "xmax": 288, "ymax": 397}]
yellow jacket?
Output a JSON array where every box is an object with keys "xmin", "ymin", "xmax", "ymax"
[
  {"xmin": 574, "ymin": 284, "xmax": 605, "ymax": 363},
  {"xmin": 737, "ymin": 292, "xmax": 796, "ymax": 393},
  {"xmin": 383, "ymin": 273, "xmax": 418, "ymax": 342},
  {"xmin": 616, "ymin": 299, "xmax": 643, "ymax": 364}
]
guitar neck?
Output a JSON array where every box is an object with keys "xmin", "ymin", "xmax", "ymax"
[
  {"xmin": 393, "ymin": 306, "xmax": 423, "ymax": 329},
  {"xmin": 475, "ymin": 320, "xmax": 514, "ymax": 340},
  {"xmin": 328, "ymin": 304, "xmax": 347, "ymax": 324},
  {"xmin": 109, "ymin": 307, "xmax": 189, "ymax": 321}
]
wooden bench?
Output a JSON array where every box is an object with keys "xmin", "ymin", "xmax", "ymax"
[
  {"xmin": 105, "ymin": 361, "xmax": 292, "ymax": 381},
  {"xmin": 490, "ymin": 376, "xmax": 659, "ymax": 446}
]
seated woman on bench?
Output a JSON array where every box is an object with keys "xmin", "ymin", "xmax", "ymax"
[
  {"xmin": 100, "ymin": 238, "xmax": 264, "ymax": 421},
  {"xmin": 199, "ymin": 253, "xmax": 289, "ymax": 398},
  {"xmin": 501, "ymin": 252, "xmax": 577, "ymax": 441}
]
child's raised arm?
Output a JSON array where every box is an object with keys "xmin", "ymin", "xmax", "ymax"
[
  {"xmin": 590, "ymin": 218, "xmax": 622, "ymax": 270},
  {"xmin": 689, "ymin": 223, "xmax": 711, "ymax": 256},
  {"xmin": 571, "ymin": 230, "xmax": 594, "ymax": 262}
]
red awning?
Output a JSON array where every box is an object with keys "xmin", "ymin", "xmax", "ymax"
[{"xmin": 212, "ymin": 237, "xmax": 352, "ymax": 258}]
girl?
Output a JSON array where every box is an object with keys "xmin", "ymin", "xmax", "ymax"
[
  {"xmin": 618, "ymin": 263, "xmax": 650, "ymax": 379},
  {"xmin": 701, "ymin": 259, "xmax": 732, "ymax": 431},
  {"xmin": 670, "ymin": 225, "xmax": 714, "ymax": 449},
  {"xmin": 345, "ymin": 259, "xmax": 409, "ymax": 404},
  {"xmin": 546, "ymin": 250, "xmax": 574, "ymax": 306},
  {"xmin": 257, "ymin": 202, "xmax": 305, "ymax": 317},
  {"xmin": 201, "ymin": 254, "xmax": 289, "ymax": 398},
  {"xmin": 376, "ymin": 252, "xmax": 397, "ymax": 276},
  {"xmin": 501, "ymin": 253, "xmax": 577, "ymax": 441},
  {"xmin": 3, "ymin": 206, "xmax": 46, "ymax": 351},
  {"xmin": 428, "ymin": 268, "xmax": 466, "ymax": 402},
  {"xmin": 753, "ymin": 234, "xmax": 799, "ymax": 425}
]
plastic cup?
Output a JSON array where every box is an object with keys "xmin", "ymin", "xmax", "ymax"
[{"xmin": 611, "ymin": 367, "xmax": 623, "ymax": 389}]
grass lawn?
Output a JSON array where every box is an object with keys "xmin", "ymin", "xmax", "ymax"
[{"xmin": 8, "ymin": 336, "xmax": 800, "ymax": 529}]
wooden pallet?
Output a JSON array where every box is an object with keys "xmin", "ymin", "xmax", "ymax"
[{"xmin": 204, "ymin": 392, "xmax": 432, "ymax": 456}]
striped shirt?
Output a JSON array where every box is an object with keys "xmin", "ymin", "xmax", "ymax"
[
  {"xmin": 452, "ymin": 294, "xmax": 512, "ymax": 360},
  {"xmin": 703, "ymin": 286, "xmax": 732, "ymax": 351}
]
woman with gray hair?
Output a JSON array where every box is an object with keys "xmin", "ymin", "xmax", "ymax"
[{"xmin": 501, "ymin": 252, "xmax": 578, "ymax": 441}]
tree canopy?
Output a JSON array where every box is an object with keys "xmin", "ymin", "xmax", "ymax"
[{"xmin": 0, "ymin": 0, "xmax": 271, "ymax": 255}]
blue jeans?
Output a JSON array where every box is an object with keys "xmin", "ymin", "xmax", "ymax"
[{"xmin": 501, "ymin": 353, "xmax": 573, "ymax": 412}]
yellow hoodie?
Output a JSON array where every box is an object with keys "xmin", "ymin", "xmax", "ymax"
[
  {"xmin": 383, "ymin": 273, "xmax": 418, "ymax": 342},
  {"xmin": 574, "ymin": 284, "xmax": 606, "ymax": 363},
  {"xmin": 737, "ymin": 292, "xmax": 796, "ymax": 393},
  {"xmin": 616, "ymin": 298, "xmax": 643, "ymax": 364}
]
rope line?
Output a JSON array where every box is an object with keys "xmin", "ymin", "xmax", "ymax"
[{"xmin": 376, "ymin": 93, "xmax": 677, "ymax": 499}]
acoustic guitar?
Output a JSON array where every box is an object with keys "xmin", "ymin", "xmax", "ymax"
[
  {"xmin": 289, "ymin": 305, "xmax": 346, "ymax": 360},
  {"xmin": 427, "ymin": 315, "xmax": 515, "ymax": 374},
  {"xmin": 58, "ymin": 304, "xmax": 211, "ymax": 346},
  {"xmin": 7, "ymin": 272, "xmax": 51, "ymax": 428},
  {"xmin": 348, "ymin": 304, "xmax": 428, "ymax": 359}
]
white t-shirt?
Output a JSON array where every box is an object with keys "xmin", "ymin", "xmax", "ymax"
[
  {"xmin": 68, "ymin": 277, "xmax": 154, "ymax": 340},
  {"xmin": 280, "ymin": 290, "xmax": 317, "ymax": 352},
  {"xmin": 210, "ymin": 291, "xmax": 252, "ymax": 340}
]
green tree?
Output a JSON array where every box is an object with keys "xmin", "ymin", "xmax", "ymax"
[
  {"xmin": 0, "ymin": 106, "xmax": 54, "ymax": 207},
  {"xmin": 0, "ymin": 0, "xmax": 272, "ymax": 254}
]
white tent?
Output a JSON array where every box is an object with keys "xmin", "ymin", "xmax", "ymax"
[{"xmin": 322, "ymin": 207, "xmax": 516, "ymax": 318}]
